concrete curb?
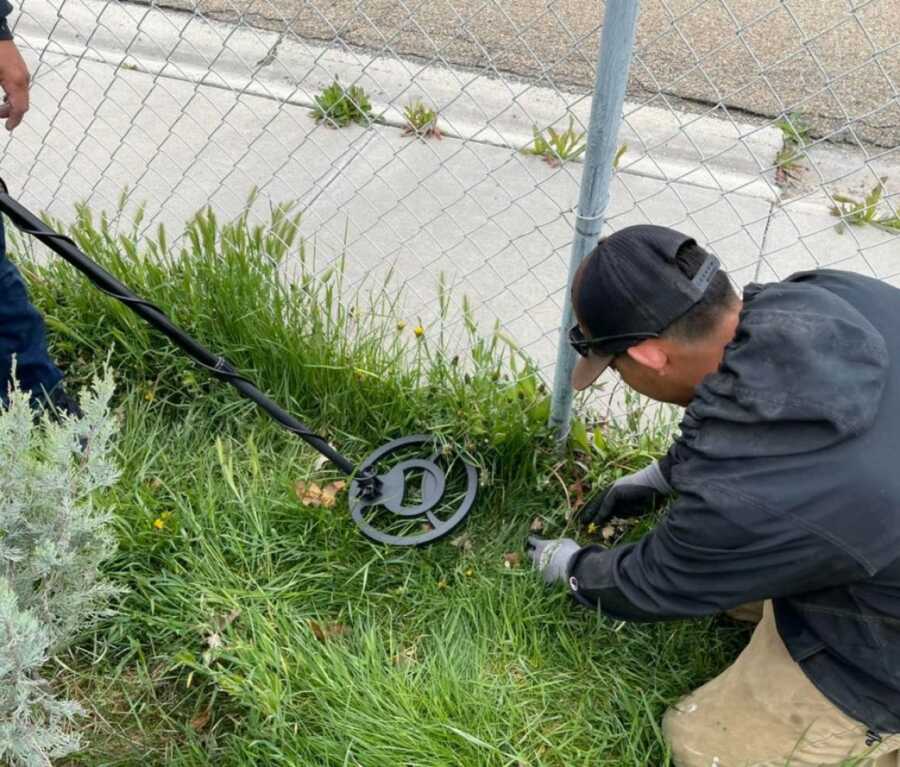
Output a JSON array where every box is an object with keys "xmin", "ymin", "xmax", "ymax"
[{"xmin": 17, "ymin": 0, "xmax": 783, "ymax": 202}]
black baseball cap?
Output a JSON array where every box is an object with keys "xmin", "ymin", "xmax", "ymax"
[{"xmin": 571, "ymin": 225, "xmax": 720, "ymax": 390}]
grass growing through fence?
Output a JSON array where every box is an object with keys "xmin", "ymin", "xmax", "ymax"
[{"xmin": 15, "ymin": 201, "xmax": 751, "ymax": 766}]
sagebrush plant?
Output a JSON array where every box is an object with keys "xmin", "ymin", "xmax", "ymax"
[
  {"xmin": 311, "ymin": 79, "xmax": 374, "ymax": 127},
  {"xmin": 0, "ymin": 579, "xmax": 82, "ymax": 767},
  {"xmin": 402, "ymin": 99, "xmax": 442, "ymax": 139},
  {"xmin": 0, "ymin": 370, "xmax": 120, "ymax": 765}
]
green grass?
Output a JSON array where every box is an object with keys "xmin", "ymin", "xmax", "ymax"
[{"xmin": 14, "ymin": 198, "xmax": 751, "ymax": 765}]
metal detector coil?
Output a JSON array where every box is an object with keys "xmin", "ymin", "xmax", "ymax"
[
  {"xmin": 0, "ymin": 183, "xmax": 478, "ymax": 547},
  {"xmin": 350, "ymin": 435, "xmax": 478, "ymax": 546}
]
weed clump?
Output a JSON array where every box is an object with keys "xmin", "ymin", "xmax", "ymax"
[
  {"xmin": 831, "ymin": 177, "xmax": 900, "ymax": 234},
  {"xmin": 523, "ymin": 116, "xmax": 587, "ymax": 166},
  {"xmin": 403, "ymin": 99, "xmax": 442, "ymax": 139},
  {"xmin": 312, "ymin": 79, "xmax": 374, "ymax": 128},
  {"xmin": 774, "ymin": 112, "xmax": 810, "ymax": 186}
]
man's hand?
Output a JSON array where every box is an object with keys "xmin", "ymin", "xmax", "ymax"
[
  {"xmin": 526, "ymin": 536, "xmax": 579, "ymax": 585},
  {"xmin": 0, "ymin": 39, "xmax": 29, "ymax": 130},
  {"xmin": 579, "ymin": 460, "xmax": 673, "ymax": 529}
]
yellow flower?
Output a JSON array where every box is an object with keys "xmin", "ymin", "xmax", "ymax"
[
  {"xmin": 414, "ymin": 325, "xmax": 425, "ymax": 338},
  {"xmin": 144, "ymin": 388, "xmax": 156, "ymax": 402},
  {"xmin": 396, "ymin": 320, "xmax": 407, "ymax": 331},
  {"xmin": 153, "ymin": 511, "xmax": 173, "ymax": 530},
  {"xmin": 464, "ymin": 567, "xmax": 474, "ymax": 577}
]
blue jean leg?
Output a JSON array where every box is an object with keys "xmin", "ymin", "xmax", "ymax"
[{"xmin": 0, "ymin": 216, "xmax": 63, "ymax": 401}]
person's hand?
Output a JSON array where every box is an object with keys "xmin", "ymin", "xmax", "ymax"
[
  {"xmin": 579, "ymin": 459, "xmax": 672, "ymax": 529},
  {"xmin": 0, "ymin": 40, "xmax": 29, "ymax": 130},
  {"xmin": 526, "ymin": 536, "xmax": 579, "ymax": 585}
]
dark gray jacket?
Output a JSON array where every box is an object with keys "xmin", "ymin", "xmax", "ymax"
[
  {"xmin": 569, "ymin": 270, "xmax": 900, "ymax": 733},
  {"xmin": 0, "ymin": 1, "xmax": 12, "ymax": 40}
]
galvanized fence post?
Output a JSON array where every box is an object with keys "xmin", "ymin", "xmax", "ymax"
[{"xmin": 549, "ymin": 0, "xmax": 640, "ymax": 440}]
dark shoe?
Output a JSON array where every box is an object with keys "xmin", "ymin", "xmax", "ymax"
[
  {"xmin": 39, "ymin": 384, "xmax": 89, "ymax": 452},
  {"xmin": 38, "ymin": 384, "xmax": 84, "ymax": 422}
]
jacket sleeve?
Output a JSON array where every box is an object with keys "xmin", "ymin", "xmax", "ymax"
[
  {"xmin": 567, "ymin": 480, "xmax": 870, "ymax": 622},
  {"xmin": 0, "ymin": 1, "xmax": 13, "ymax": 40}
]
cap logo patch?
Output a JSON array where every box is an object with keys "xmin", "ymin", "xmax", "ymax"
[{"xmin": 691, "ymin": 253, "xmax": 720, "ymax": 294}]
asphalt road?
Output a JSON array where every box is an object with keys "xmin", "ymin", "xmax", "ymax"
[{"xmin": 144, "ymin": 0, "xmax": 900, "ymax": 147}]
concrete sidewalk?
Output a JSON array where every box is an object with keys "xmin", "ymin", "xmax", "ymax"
[
  {"xmin": 5, "ymin": 0, "xmax": 899, "ymax": 397},
  {"xmin": 136, "ymin": 0, "xmax": 900, "ymax": 149}
]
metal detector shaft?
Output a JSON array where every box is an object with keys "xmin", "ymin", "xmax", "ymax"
[{"xmin": 0, "ymin": 190, "xmax": 357, "ymax": 477}]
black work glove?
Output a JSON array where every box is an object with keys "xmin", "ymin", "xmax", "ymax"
[{"xmin": 579, "ymin": 459, "xmax": 673, "ymax": 529}]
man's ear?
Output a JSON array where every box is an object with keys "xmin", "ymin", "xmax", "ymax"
[{"xmin": 625, "ymin": 340, "xmax": 668, "ymax": 372}]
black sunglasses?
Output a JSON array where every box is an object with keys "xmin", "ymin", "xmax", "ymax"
[{"xmin": 567, "ymin": 325, "xmax": 659, "ymax": 357}]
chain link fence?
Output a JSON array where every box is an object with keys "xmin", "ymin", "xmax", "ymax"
[{"xmin": 6, "ymin": 0, "xmax": 900, "ymax": 420}]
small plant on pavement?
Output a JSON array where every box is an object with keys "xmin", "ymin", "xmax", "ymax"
[
  {"xmin": 0, "ymin": 369, "xmax": 120, "ymax": 766},
  {"xmin": 403, "ymin": 99, "xmax": 442, "ymax": 139},
  {"xmin": 311, "ymin": 79, "xmax": 374, "ymax": 128},
  {"xmin": 831, "ymin": 178, "xmax": 900, "ymax": 234},
  {"xmin": 774, "ymin": 111, "xmax": 810, "ymax": 185},
  {"xmin": 613, "ymin": 142, "xmax": 628, "ymax": 170},
  {"xmin": 776, "ymin": 111, "xmax": 811, "ymax": 148},
  {"xmin": 523, "ymin": 116, "xmax": 587, "ymax": 166}
]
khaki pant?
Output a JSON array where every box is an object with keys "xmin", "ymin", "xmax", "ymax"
[{"xmin": 663, "ymin": 602, "xmax": 900, "ymax": 767}]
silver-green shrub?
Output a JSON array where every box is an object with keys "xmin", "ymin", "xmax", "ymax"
[{"xmin": 0, "ymin": 369, "xmax": 120, "ymax": 765}]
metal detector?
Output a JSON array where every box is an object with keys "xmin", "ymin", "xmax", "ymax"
[{"xmin": 0, "ymin": 184, "xmax": 478, "ymax": 547}]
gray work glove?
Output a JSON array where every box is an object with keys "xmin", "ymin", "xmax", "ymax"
[
  {"xmin": 526, "ymin": 536, "xmax": 580, "ymax": 585},
  {"xmin": 579, "ymin": 460, "xmax": 673, "ymax": 529}
]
